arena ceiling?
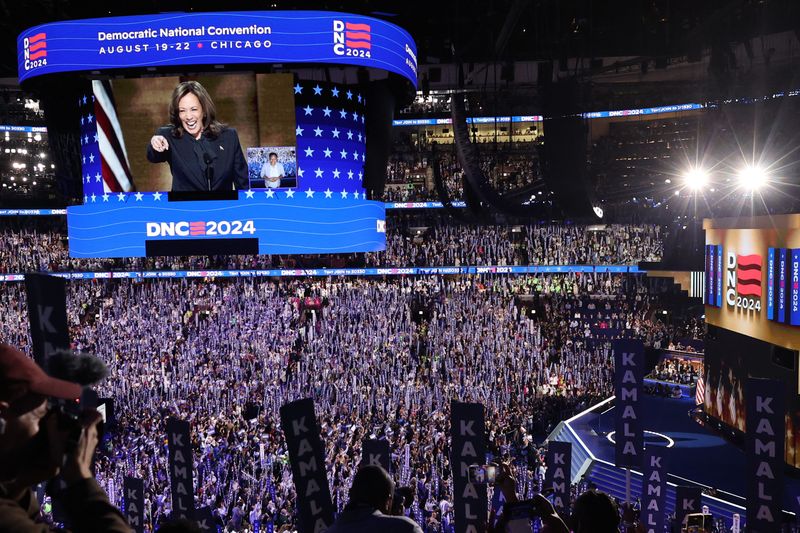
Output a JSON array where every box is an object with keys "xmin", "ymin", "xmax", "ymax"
[{"xmin": 0, "ymin": 0, "xmax": 797, "ymax": 78}]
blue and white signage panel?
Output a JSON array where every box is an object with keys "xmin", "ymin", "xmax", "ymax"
[
  {"xmin": 18, "ymin": 11, "xmax": 417, "ymax": 86},
  {"xmin": 66, "ymin": 192, "xmax": 386, "ymax": 258}
]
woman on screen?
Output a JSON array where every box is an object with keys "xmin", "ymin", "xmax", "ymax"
[{"xmin": 147, "ymin": 81, "xmax": 249, "ymax": 192}]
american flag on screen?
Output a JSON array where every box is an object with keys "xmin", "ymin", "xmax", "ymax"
[{"xmin": 78, "ymin": 81, "xmax": 134, "ymax": 203}]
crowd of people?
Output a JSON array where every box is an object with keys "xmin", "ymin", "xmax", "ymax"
[
  {"xmin": 0, "ymin": 216, "xmax": 663, "ymax": 274},
  {"xmin": 0, "ymin": 269, "xmax": 697, "ymax": 531}
]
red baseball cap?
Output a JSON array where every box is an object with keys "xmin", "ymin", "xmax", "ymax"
[{"xmin": 0, "ymin": 344, "xmax": 81, "ymax": 400}]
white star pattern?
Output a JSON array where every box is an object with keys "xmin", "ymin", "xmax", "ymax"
[
  {"xmin": 324, "ymin": 188, "xmax": 333, "ymax": 198},
  {"xmin": 87, "ymin": 113, "xmax": 94, "ymax": 123},
  {"xmin": 362, "ymin": 153, "xmax": 366, "ymax": 162},
  {"xmin": 353, "ymin": 191, "xmax": 360, "ymax": 199},
  {"xmin": 265, "ymin": 189, "xmax": 275, "ymax": 198},
  {"xmin": 85, "ymin": 175, "xmax": 90, "ymax": 183},
  {"xmin": 245, "ymin": 189, "xmax": 255, "ymax": 198},
  {"xmin": 117, "ymin": 192, "xmax": 126, "ymax": 201},
  {"xmin": 80, "ymin": 116, "xmax": 84, "ymax": 125},
  {"xmin": 357, "ymin": 94, "xmax": 362, "ymax": 102},
  {"xmin": 88, "ymin": 153, "xmax": 95, "ymax": 163},
  {"xmin": 331, "ymin": 128, "xmax": 340, "ymax": 138},
  {"xmin": 82, "ymin": 95, "xmax": 87, "ymax": 104},
  {"xmin": 347, "ymin": 170, "xmax": 354, "ymax": 180},
  {"xmin": 323, "ymin": 148, "xmax": 332, "ymax": 158},
  {"xmin": 304, "ymin": 147, "xmax": 315, "ymax": 157},
  {"xmin": 313, "ymin": 85, "xmax": 322, "ymax": 95},
  {"xmin": 303, "ymin": 105, "xmax": 314, "ymax": 116},
  {"xmin": 285, "ymin": 189, "xmax": 296, "ymax": 198},
  {"xmin": 358, "ymin": 133, "xmax": 363, "ymax": 142},
  {"xmin": 340, "ymin": 149, "xmax": 348, "ymax": 159},
  {"xmin": 358, "ymin": 171, "xmax": 363, "ymax": 180},
  {"xmin": 352, "ymin": 111, "xmax": 359, "ymax": 121},
  {"xmin": 339, "ymin": 109, "xmax": 348, "ymax": 119},
  {"xmin": 102, "ymin": 194, "xmax": 109, "ymax": 202},
  {"xmin": 332, "ymin": 169, "xmax": 341, "ymax": 179},
  {"xmin": 95, "ymin": 173, "xmax": 102, "ymax": 183},
  {"xmin": 153, "ymin": 191, "xmax": 162, "ymax": 201},
  {"xmin": 353, "ymin": 151, "xmax": 359, "ymax": 160},
  {"xmin": 296, "ymin": 126, "xmax": 304, "ymax": 136},
  {"xmin": 82, "ymin": 156, "xmax": 86, "ymax": 164},
  {"xmin": 340, "ymin": 189, "xmax": 349, "ymax": 198},
  {"xmin": 84, "ymin": 135, "xmax": 89, "ymax": 144},
  {"xmin": 314, "ymin": 127, "xmax": 323, "ymax": 137},
  {"xmin": 331, "ymin": 87, "xmax": 340, "ymax": 97},
  {"xmin": 84, "ymin": 195, "xmax": 88, "ymax": 203},
  {"xmin": 93, "ymin": 133, "xmax": 98, "ymax": 143},
  {"xmin": 346, "ymin": 90, "xmax": 353, "ymax": 99},
  {"xmin": 90, "ymin": 193, "xmax": 96, "ymax": 202},
  {"xmin": 322, "ymin": 107, "xmax": 332, "ymax": 117},
  {"xmin": 294, "ymin": 84, "xmax": 303, "ymax": 94},
  {"xmin": 314, "ymin": 167, "xmax": 324, "ymax": 178},
  {"xmin": 297, "ymin": 168, "xmax": 304, "ymax": 178},
  {"xmin": 134, "ymin": 192, "xmax": 144, "ymax": 201},
  {"xmin": 347, "ymin": 130, "xmax": 354, "ymax": 140},
  {"xmin": 305, "ymin": 188, "xmax": 315, "ymax": 198}
]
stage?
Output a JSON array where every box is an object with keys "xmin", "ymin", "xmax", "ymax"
[{"xmin": 563, "ymin": 394, "xmax": 799, "ymax": 519}]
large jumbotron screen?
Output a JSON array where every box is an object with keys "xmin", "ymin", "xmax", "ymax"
[{"xmin": 17, "ymin": 11, "xmax": 418, "ymax": 258}]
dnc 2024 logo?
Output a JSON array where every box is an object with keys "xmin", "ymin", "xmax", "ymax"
[
  {"xmin": 725, "ymin": 251, "xmax": 762, "ymax": 312},
  {"xmin": 22, "ymin": 32, "xmax": 47, "ymax": 71},
  {"xmin": 332, "ymin": 20, "xmax": 371, "ymax": 58}
]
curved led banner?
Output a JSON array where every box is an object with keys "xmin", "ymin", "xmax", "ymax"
[
  {"xmin": 17, "ymin": 11, "xmax": 418, "ymax": 87},
  {"xmin": 0, "ymin": 264, "xmax": 644, "ymax": 282}
]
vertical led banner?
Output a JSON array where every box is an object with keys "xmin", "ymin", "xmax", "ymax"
[
  {"xmin": 716, "ymin": 245, "xmax": 723, "ymax": 307},
  {"xmin": 746, "ymin": 378, "xmax": 785, "ymax": 530},
  {"xmin": 778, "ymin": 249, "xmax": 787, "ymax": 323},
  {"xmin": 767, "ymin": 248, "xmax": 775, "ymax": 321},
  {"xmin": 790, "ymin": 249, "xmax": 800, "ymax": 326},
  {"xmin": 707, "ymin": 246, "xmax": 715, "ymax": 305},
  {"xmin": 613, "ymin": 339, "xmax": 644, "ymax": 469}
]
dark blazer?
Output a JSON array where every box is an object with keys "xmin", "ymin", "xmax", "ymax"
[{"xmin": 146, "ymin": 126, "xmax": 249, "ymax": 191}]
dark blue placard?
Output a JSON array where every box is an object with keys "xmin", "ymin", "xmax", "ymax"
[
  {"xmin": 640, "ymin": 448, "xmax": 668, "ymax": 533},
  {"xmin": 613, "ymin": 339, "xmax": 645, "ymax": 469},
  {"xmin": 66, "ymin": 193, "xmax": 386, "ymax": 258},
  {"xmin": 18, "ymin": 11, "xmax": 417, "ymax": 86}
]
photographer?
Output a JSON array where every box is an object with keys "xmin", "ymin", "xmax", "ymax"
[
  {"xmin": 0, "ymin": 344, "xmax": 130, "ymax": 532},
  {"xmin": 325, "ymin": 465, "xmax": 423, "ymax": 533}
]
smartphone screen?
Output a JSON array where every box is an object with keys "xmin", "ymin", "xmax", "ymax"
[{"xmin": 468, "ymin": 464, "xmax": 497, "ymax": 484}]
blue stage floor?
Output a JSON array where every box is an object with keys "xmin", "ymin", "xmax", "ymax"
[{"xmin": 571, "ymin": 394, "xmax": 800, "ymax": 511}]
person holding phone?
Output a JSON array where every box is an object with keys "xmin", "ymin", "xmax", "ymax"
[{"xmin": 147, "ymin": 80, "xmax": 249, "ymax": 192}]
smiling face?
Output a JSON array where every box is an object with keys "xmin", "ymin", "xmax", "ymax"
[{"xmin": 178, "ymin": 92, "xmax": 204, "ymax": 139}]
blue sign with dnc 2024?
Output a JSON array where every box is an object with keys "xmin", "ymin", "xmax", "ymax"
[{"xmin": 17, "ymin": 10, "xmax": 418, "ymax": 86}]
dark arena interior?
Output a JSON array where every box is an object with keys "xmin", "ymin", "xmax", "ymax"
[{"xmin": 0, "ymin": 1, "xmax": 799, "ymax": 532}]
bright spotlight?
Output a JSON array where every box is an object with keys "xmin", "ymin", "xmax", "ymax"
[
  {"xmin": 683, "ymin": 168, "xmax": 708, "ymax": 191},
  {"xmin": 738, "ymin": 165, "xmax": 767, "ymax": 190}
]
